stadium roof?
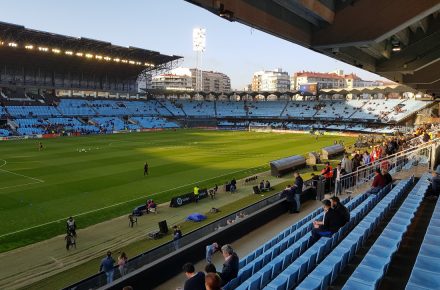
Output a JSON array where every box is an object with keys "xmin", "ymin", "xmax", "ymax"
[
  {"xmin": 184, "ymin": 0, "xmax": 440, "ymax": 96},
  {"xmin": 0, "ymin": 21, "xmax": 182, "ymax": 76}
]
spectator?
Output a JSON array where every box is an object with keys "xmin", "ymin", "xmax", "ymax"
[
  {"xmin": 382, "ymin": 168, "xmax": 393, "ymax": 186},
  {"xmin": 311, "ymin": 200, "xmax": 341, "ymax": 241},
  {"xmin": 341, "ymin": 154, "xmax": 353, "ymax": 173},
  {"xmin": 118, "ymin": 252, "xmax": 128, "ymax": 276},
  {"xmin": 330, "ymin": 196, "xmax": 350, "ymax": 226},
  {"xmin": 206, "ymin": 242, "xmax": 220, "ymax": 264},
  {"xmin": 182, "ymin": 263, "xmax": 205, "ymax": 290},
  {"xmin": 352, "ymin": 154, "xmax": 361, "ymax": 172},
  {"xmin": 284, "ymin": 185, "xmax": 295, "ymax": 214},
  {"xmin": 219, "ymin": 244, "xmax": 239, "ymax": 286},
  {"xmin": 292, "ymin": 172, "xmax": 303, "ymax": 213},
  {"xmin": 321, "ymin": 162, "xmax": 333, "ymax": 193},
  {"xmin": 363, "ymin": 151, "xmax": 371, "ymax": 165},
  {"xmin": 204, "ymin": 263, "xmax": 217, "ymax": 274},
  {"xmin": 173, "ymin": 225, "xmax": 182, "ymax": 250},
  {"xmin": 370, "ymin": 168, "xmax": 386, "ymax": 194},
  {"xmin": 99, "ymin": 251, "xmax": 115, "ymax": 284},
  {"xmin": 205, "ymin": 272, "xmax": 222, "ymax": 290},
  {"xmin": 333, "ymin": 163, "xmax": 346, "ymax": 196},
  {"xmin": 426, "ymin": 165, "xmax": 440, "ymax": 199}
]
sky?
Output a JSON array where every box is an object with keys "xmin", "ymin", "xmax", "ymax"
[{"xmin": 1, "ymin": 0, "xmax": 387, "ymax": 90}]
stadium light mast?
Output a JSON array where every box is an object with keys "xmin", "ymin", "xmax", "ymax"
[{"xmin": 193, "ymin": 28, "xmax": 206, "ymax": 92}]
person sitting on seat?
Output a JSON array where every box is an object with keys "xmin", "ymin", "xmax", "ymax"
[
  {"xmin": 370, "ymin": 168, "xmax": 386, "ymax": 194},
  {"xmin": 147, "ymin": 200, "xmax": 157, "ymax": 214},
  {"xmin": 382, "ymin": 168, "xmax": 393, "ymax": 186},
  {"xmin": 426, "ymin": 165, "xmax": 440, "ymax": 200},
  {"xmin": 265, "ymin": 180, "xmax": 271, "ymax": 191},
  {"xmin": 259, "ymin": 180, "xmax": 265, "ymax": 192},
  {"xmin": 330, "ymin": 196, "xmax": 350, "ymax": 227},
  {"xmin": 311, "ymin": 199, "xmax": 341, "ymax": 241}
]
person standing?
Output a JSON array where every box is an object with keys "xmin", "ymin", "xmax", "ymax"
[
  {"xmin": 321, "ymin": 162, "xmax": 333, "ymax": 193},
  {"xmin": 341, "ymin": 154, "xmax": 352, "ymax": 174},
  {"xmin": 173, "ymin": 225, "xmax": 183, "ymax": 250},
  {"xmin": 292, "ymin": 172, "xmax": 303, "ymax": 213},
  {"xmin": 205, "ymin": 272, "xmax": 222, "ymax": 290},
  {"xmin": 194, "ymin": 186, "xmax": 200, "ymax": 203},
  {"xmin": 99, "ymin": 251, "xmax": 115, "ymax": 284},
  {"xmin": 206, "ymin": 242, "xmax": 220, "ymax": 264},
  {"xmin": 182, "ymin": 263, "xmax": 206, "ymax": 290},
  {"xmin": 333, "ymin": 164, "xmax": 346, "ymax": 196},
  {"xmin": 219, "ymin": 244, "xmax": 239, "ymax": 286},
  {"xmin": 118, "ymin": 252, "xmax": 128, "ymax": 277},
  {"xmin": 144, "ymin": 162, "xmax": 149, "ymax": 176},
  {"xmin": 66, "ymin": 216, "xmax": 77, "ymax": 237},
  {"xmin": 284, "ymin": 185, "xmax": 296, "ymax": 214}
]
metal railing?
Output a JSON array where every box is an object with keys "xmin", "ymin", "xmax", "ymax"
[{"xmin": 336, "ymin": 138, "xmax": 439, "ymax": 195}]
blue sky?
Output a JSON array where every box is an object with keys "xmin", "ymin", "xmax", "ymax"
[{"xmin": 2, "ymin": 0, "xmax": 386, "ymax": 89}]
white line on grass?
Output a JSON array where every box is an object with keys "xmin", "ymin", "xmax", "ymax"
[
  {"xmin": 0, "ymin": 159, "xmax": 6, "ymax": 168},
  {"xmin": 0, "ymin": 164, "xmax": 267, "ymax": 239},
  {"xmin": 0, "ymin": 168, "xmax": 45, "ymax": 183},
  {"xmin": 0, "ymin": 181, "xmax": 42, "ymax": 190}
]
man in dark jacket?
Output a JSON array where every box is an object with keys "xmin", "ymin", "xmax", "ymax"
[
  {"xmin": 219, "ymin": 244, "xmax": 239, "ymax": 286},
  {"xmin": 283, "ymin": 185, "xmax": 296, "ymax": 214},
  {"xmin": 311, "ymin": 200, "xmax": 341, "ymax": 241},
  {"xmin": 292, "ymin": 172, "xmax": 303, "ymax": 213},
  {"xmin": 330, "ymin": 196, "xmax": 350, "ymax": 227},
  {"xmin": 182, "ymin": 263, "xmax": 206, "ymax": 290}
]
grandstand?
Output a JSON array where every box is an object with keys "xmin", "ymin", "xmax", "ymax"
[{"xmin": 0, "ymin": 96, "xmax": 433, "ymax": 137}]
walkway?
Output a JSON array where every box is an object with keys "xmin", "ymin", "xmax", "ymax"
[{"xmin": 0, "ymin": 171, "xmax": 290, "ymax": 290}]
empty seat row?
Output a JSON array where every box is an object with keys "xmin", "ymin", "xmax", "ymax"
[
  {"xmin": 297, "ymin": 179, "xmax": 412, "ymax": 290},
  {"xmin": 405, "ymin": 175, "xmax": 440, "ymax": 290},
  {"xmin": 265, "ymin": 185, "xmax": 393, "ymax": 290},
  {"xmin": 342, "ymin": 176, "xmax": 428, "ymax": 290}
]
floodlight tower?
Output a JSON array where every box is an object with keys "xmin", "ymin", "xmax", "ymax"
[{"xmin": 193, "ymin": 28, "xmax": 206, "ymax": 92}]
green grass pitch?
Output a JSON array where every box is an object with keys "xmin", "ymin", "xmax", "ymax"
[{"xmin": 0, "ymin": 129, "xmax": 355, "ymax": 252}]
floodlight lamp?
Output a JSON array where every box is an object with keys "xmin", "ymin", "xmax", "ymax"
[
  {"xmin": 85, "ymin": 53, "xmax": 93, "ymax": 58},
  {"xmin": 38, "ymin": 47, "xmax": 49, "ymax": 52},
  {"xmin": 136, "ymin": 61, "xmax": 142, "ymax": 65},
  {"xmin": 128, "ymin": 60, "xmax": 135, "ymax": 64},
  {"xmin": 8, "ymin": 42, "xmax": 17, "ymax": 47},
  {"xmin": 114, "ymin": 58, "xmax": 120, "ymax": 62},
  {"xmin": 52, "ymin": 48, "xmax": 61, "ymax": 54},
  {"xmin": 25, "ymin": 45, "xmax": 34, "ymax": 50},
  {"xmin": 121, "ymin": 59, "xmax": 128, "ymax": 63},
  {"xmin": 76, "ymin": 52, "xmax": 84, "ymax": 57},
  {"xmin": 104, "ymin": 56, "xmax": 111, "ymax": 61},
  {"xmin": 95, "ymin": 55, "xmax": 103, "ymax": 60},
  {"xmin": 65, "ymin": 51, "xmax": 74, "ymax": 55}
]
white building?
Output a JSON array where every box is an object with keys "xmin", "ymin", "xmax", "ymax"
[
  {"xmin": 252, "ymin": 69, "xmax": 290, "ymax": 92},
  {"xmin": 152, "ymin": 67, "xmax": 231, "ymax": 92},
  {"xmin": 190, "ymin": 69, "xmax": 231, "ymax": 92},
  {"xmin": 151, "ymin": 67, "xmax": 193, "ymax": 91},
  {"xmin": 291, "ymin": 69, "xmax": 384, "ymax": 90}
]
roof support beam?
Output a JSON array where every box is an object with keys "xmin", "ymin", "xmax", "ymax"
[
  {"xmin": 403, "ymin": 60, "xmax": 440, "ymax": 84},
  {"xmin": 311, "ymin": 0, "xmax": 440, "ymax": 48},
  {"xmin": 376, "ymin": 29, "xmax": 440, "ymax": 73}
]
